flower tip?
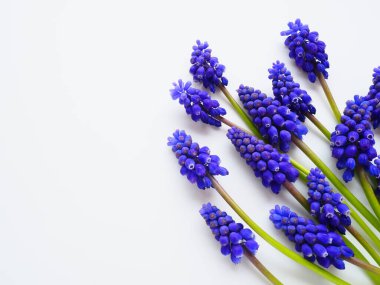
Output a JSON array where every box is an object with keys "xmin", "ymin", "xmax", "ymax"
[{"xmin": 200, "ymin": 203, "xmax": 259, "ymax": 263}]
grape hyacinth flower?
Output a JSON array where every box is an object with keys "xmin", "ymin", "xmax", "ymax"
[
  {"xmin": 281, "ymin": 19, "xmax": 329, "ymax": 83},
  {"xmin": 330, "ymin": 95, "xmax": 378, "ymax": 182},
  {"xmin": 200, "ymin": 202, "xmax": 259, "ymax": 264},
  {"xmin": 167, "ymin": 130, "xmax": 228, "ymax": 189},
  {"xmin": 238, "ymin": 85, "xmax": 308, "ymax": 152},
  {"xmin": 372, "ymin": 156, "xmax": 380, "ymax": 197},
  {"xmin": 270, "ymin": 205, "xmax": 354, "ymax": 269},
  {"xmin": 170, "ymin": 79, "xmax": 227, "ymax": 127},
  {"xmin": 366, "ymin": 66, "xmax": 380, "ymax": 129},
  {"xmin": 307, "ymin": 168, "xmax": 351, "ymax": 234},
  {"xmin": 268, "ymin": 61, "xmax": 316, "ymax": 122},
  {"xmin": 227, "ymin": 127, "xmax": 299, "ymax": 193},
  {"xmin": 189, "ymin": 40, "xmax": 228, "ymax": 93}
]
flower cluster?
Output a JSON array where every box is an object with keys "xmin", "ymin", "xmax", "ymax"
[
  {"xmin": 268, "ymin": 61, "xmax": 316, "ymax": 122},
  {"xmin": 307, "ymin": 168, "xmax": 351, "ymax": 234},
  {"xmin": 227, "ymin": 127, "xmax": 298, "ymax": 193},
  {"xmin": 200, "ymin": 202, "xmax": 259, "ymax": 264},
  {"xmin": 372, "ymin": 156, "xmax": 380, "ymax": 197},
  {"xmin": 189, "ymin": 40, "xmax": 228, "ymax": 93},
  {"xmin": 270, "ymin": 205, "xmax": 354, "ymax": 269},
  {"xmin": 281, "ymin": 19, "xmax": 329, "ymax": 83},
  {"xmin": 170, "ymin": 79, "xmax": 226, "ymax": 127},
  {"xmin": 167, "ymin": 130, "xmax": 228, "ymax": 189},
  {"xmin": 238, "ymin": 85, "xmax": 308, "ymax": 152},
  {"xmin": 366, "ymin": 66, "xmax": 380, "ymax": 129},
  {"xmin": 330, "ymin": 95, "xmax": 378, "ymax": 182}
]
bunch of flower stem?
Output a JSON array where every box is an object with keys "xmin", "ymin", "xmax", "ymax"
[
  {"xmin": 284, "ymin": 175, "xmax": 380, "ymax": 268},
  {"xmin": 208, "ymin": 175, "xmax": 351, "ymax": 284},
  {"xmin": 218, "ymin": 117, "xmax": 380, "ymax": 280},
  {"xmin": 215, "ymin": 83, "xmax": 380, "ymax": 242},
  {"xmin": 226, "ymin": 124, "xmax": 380, "ymax": 271},
  {"xmin": 297, "ymin": 171, "xmax": 380, "ymax": 284},
  {"xmin": 288, "ymin": 91, "xmax": 380, "ymax": 222},
  {"xmin": 219, "ymin": 115, "xmax": 380, "ymax": 268},
  {"xmin": 168, "ymin": 129, "xmax": 349, "ymax": 283}
]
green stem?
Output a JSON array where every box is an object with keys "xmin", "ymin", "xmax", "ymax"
[
  {"xmin": 357, "ymin": 167, "xmax": 380, "ymax": 223},
  {"xmin": 297, "ymin": 167, "xmax": 308, "ymax": 180},
  {"xmin": 345, "ymin": 257, "xmax": 380, "ymax": 275},
  {"xmin": 219, "ymin": 84, "xmax": 261, "ymax": 138},
  {"xmin": 289, "ymin": 158, "xmax": 309, "ymax": 178},
  {"xmin": 347, "ymin": 225, "xmax": 380, "ymax": 266},
  {"xmin": 316, "ymin": 72, "xmax": 341, "ymax": 122},
  {"xmin": 298, "ymin": 169, "xmax": 308, "ymax": 183},
  {"xmin": 217, "ymin": 116, "xmax": 254, "ymax": 136},
  {"xmin": 209, "ymin": 175, "xmax": 349, "ymax": 285},
  {"xmin": 343, "ymin": 237, "xmax": 380, "ymax": 285},
  {"xmin": 283, "ymin": 181, "xmax": 309, "ymax": 209},
  {"xmin": 350, "ymin": 209, "xmax": 380, "ymax": 254},
  {"xmin": 305, "ymin": 113, "xmax": 331, "ymax": 140},
  {"xmin": 244, "ymin": 248, "xmax": 283, "ymax": 285},
  {"xmin": 291, "ymin": 135, "xmax": 380, "ymax": 230}
]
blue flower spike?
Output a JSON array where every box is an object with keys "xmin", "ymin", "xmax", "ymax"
[
  {"xmin": 227, "ymin": 127, "xmax": 299, "ymax": 194},
  {"xmin": 307, "ymin": 168, "xmax": 351, "ymax": 234},
  {"xmin": 268, "ymin": 61, "xmax": 316, "ymax": 122},
  {"xmin": 190, "ymin": 40, "xmax": 228, "ymax": 93},
  {"xmin": 270, "ymin": 205, "xmax": 354, "ymax": 269},
  {"xmin": 372, "ymin": 156, "xmax": 380, "ymax": 197},
  {"xmin": 238, "ymin": 85, "xmax": 308, "ymax": 152},
  {"xmin": 281, "ymin": 19, "xmax": 329, "ymax": 83},
  {"xmin": 200, "ymin": 202, "xmax": 259, "ymax": 264},
  {"xmin": 170, "ymin": 79, "xmax": 227, "ymax": 127},
  {"xmin": 330, "ymin": 95, "xmax": 378, "ymax": 182},
  {"xmin": 167, "ymin": 130, "xmax": 228, "ymax": 189},
  {"xmin": 365, "ymin": 66, "xmax": 380, "ymax": 129}
]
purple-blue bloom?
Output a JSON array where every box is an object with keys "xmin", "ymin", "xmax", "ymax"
[
  {"xmin": 268, "ymin": 61, "xmax": 316, "ymax": 122},
  {"xmin": 307, "ymin": 168, "xmax": 351, "ymax": 234},
  {"xmin": 190, "ymin": 40, "xmax": 228, "ymax": 93},
  {"xmin": 372, "ymin": 156, "xmax": 380, "ymax": 197},
  {"xmin": 281, "ymin": 19, "xmax": 329, "ymax": 83},
  {"xmin": 200, "ymin": 202, "xmax": 259, "ymax": 264},
  {"xmin": 270, "ymin": 205, "xmax": 354, "ymax": 269},
  {"xmin": 365, "ymin": 66, "xmax": 380, "ymax": 129},
  {"xmin": 227, "ymin": 127, "xmax": 298, "ymax": 193},
  {"xmin": 170, "ymin": 79, "xmax": 226, "ymax": 127},
  {"xmin": 167, "ymin": 130, "xmax": 228, "ymax": 189},
  {"xmin": 330, "ymin": 95, "xmax": 378, "ymax": 182},
  {"xmin": 238, "ymin": 85, "xmax": 308, "ymax": 152}
]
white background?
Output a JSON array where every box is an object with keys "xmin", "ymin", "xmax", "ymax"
[{"xmin": 1, "ymin": 0, "xmax": 380, "ymax": 284}]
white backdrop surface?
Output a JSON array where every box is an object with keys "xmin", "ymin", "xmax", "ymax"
[{"xmin": 1, "ymin": 0, "xmax": 380, "ymax": 284}]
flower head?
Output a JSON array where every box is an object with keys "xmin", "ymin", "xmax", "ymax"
[
  {"xmin": 268, "ymin": 61, "xmax": 316, "ymax": 122},
  {"xmin": 238, "ymin": 85, "xmax": 308, "ymax": 152},
  {"xmin": 307, "ymin": 168, "xmax": 351, "ymax": 234},
  {"xmin": 167, "ymin": 130, "xmax": 228, "ymax": 189},
  {"xmin": 189, "ymin": 40, "xmax": 228, "ymax": 93},
  {"xmin": 371, "ymin": 156, "xmax": 380, "ymax": 197},
  {"xmin": 270, "ymin": 205, "xmax": 354, "ymax": 269},
  {"xmin": 227, "ymin": 127, "xmax": 298, "ymax": 193},
  {"xmin": 365, "ymin": 66, "xmax": 380, "ymax": 128},
  {"xmin": 170, "ymin": 79, "xmax": 226, "ymax": 127},
  {"xmin": 200, "ymin": 202, "xmax": 259, "ymax": 264},
  {"xmin": 281, "ymin": 19, "xmax": 329, "ymax": 82},
  {"xmin": 330, "ymin": 95, "xmax": 378, "ymax": 182}
]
